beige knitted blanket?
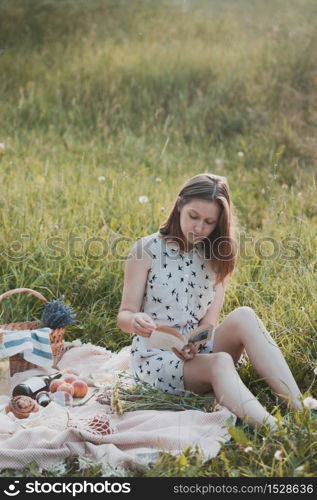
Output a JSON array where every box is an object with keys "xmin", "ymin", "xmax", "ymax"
[{"xmin": 0, "ymin": 342, "xmax": 235, "ymax": 472}]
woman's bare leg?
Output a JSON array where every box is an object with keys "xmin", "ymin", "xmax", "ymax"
[
  {"xmin": 183, "ymin": 352, "xmax": 278, "ymax": 430},
  {"xmin": 213, "ymin": 307, "xmax": 303, "ymax": 410}
]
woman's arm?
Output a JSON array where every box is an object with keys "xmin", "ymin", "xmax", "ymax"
[
  {"xmin": 117, "ymin": 239, "xmax": 154, "ymax": 334},
  {"xmin": 173, "ymin": 275, "xmax": 230, "ymax": 362}
]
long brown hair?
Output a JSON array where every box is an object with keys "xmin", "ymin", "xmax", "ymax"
[{"xmin": 159, "ymin": 173, "xmax": 238, "ymax": 284}]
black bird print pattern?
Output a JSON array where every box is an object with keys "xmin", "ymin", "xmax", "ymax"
[{"xmin": 129, "ymin": 232, "xmax": 217, "ymax": 396}]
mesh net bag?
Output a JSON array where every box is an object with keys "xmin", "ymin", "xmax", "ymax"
[{"xmin": 68, "ymin": 413, "xmax": 114, "ymax": 436}]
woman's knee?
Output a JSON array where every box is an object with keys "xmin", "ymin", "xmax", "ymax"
[
  {"xmin": 227, "ymin": 306, "xmax": 255, "ymax": 327},
  {"xmin": 209, "ymin": 351, "xmax": 235, "ymax": 375}
]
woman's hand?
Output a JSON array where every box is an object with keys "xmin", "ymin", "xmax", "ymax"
[
  {"xmin": 172, "ymin": 342, "xmax": 199, "ymax": 361},
  {"xmin": 131, "ymin": 312, "xmax": 156, "ymax": 338}
]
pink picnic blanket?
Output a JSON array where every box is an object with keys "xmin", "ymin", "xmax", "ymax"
[{"xmin": 0, "ymin": 342, "xmax": 235, "ymax": 473}]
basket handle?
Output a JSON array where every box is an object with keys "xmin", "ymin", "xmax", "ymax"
[{"xmin": 0, "ymin": 288, "xmax": 48, "ymax": 304}]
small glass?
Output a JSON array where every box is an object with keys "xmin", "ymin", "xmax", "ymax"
[{"xmin": 51, "ymin": 390, "xmax": 73, "ymax": 407}]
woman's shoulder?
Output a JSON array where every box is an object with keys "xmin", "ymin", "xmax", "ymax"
[
  {"xmin": 137, "ymin": 231, "xmax": 161, "ymax": 247},
  {"xmin": 129, "ymin": 231, "xmax": 161, "ymax": 260}
]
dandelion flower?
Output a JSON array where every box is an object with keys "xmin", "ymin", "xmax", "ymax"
[
  {"xmin": 274, "ymin": 450, "xmax": 284, "ymax": 460},
  {"xmin": 303, "ymin": 396, "xmax": 317, "ymax": 409},
  {"xmin": 139, "ymin": 196, "xmax": 149, "ymax": 203},
  {"xmin": 177, "ymin": 454, "xmax": 188, "ymax": 467},
  {"xmin": 295, "ymin": 465, "xmax": 304, "ymax": 472},
  {"xmin": 98, "ymin": 176, "xmax": 106, "ymax": 182},
  {"xmin": 244, "ymin": 446, "xmax": 253, "ymax": 453},
  {"xmin": 237, "ymin": 151, "xmax": 244, "ymax": 157},
  {"xmin": 155, "ymin": 177, "xmax": 162, "ymax": 183}
]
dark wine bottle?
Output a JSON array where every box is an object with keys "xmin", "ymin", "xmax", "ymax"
[{"xmin": 12, "ymin": 372, "xmax": 63, "ymax": 398}]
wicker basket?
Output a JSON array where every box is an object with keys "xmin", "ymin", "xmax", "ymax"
[{"xmin": 0, "ymin": 288, "xmax": 65, "ymax": 376}]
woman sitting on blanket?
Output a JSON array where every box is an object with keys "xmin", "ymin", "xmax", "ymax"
[{"xmin": 117, "ymin": 173, "xmax": 303, "ymax": 430}]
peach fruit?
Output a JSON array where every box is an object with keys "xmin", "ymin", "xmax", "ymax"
[
  {"xmin": 56, "ymin": 382, "xmax": 75, "ymax": 396},
  {"xmin": 49, "ymin": 379, "xmax": 64, "ymax": 393},
  {"xmin": 72, "ymin": 380, "xmax": 88, "ymax": 398},
  {"xmin": 62, "ymin": 374, "xmax": 77, "ymax": 384}
]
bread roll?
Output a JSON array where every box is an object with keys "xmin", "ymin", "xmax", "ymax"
[{"xmin": 6, "ymin": 395, "xmax": 40, "ymax": 419}]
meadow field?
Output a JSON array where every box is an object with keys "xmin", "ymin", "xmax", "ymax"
[{"xmin": 0, "ymin": 0, "xmax": 316, "ymax": 477}]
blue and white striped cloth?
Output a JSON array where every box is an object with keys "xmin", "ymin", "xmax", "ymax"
[{"xmin": 0, "ymin": 327, "xmax": 53, "ymax": 368}]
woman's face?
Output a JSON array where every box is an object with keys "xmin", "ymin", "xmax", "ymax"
[{"xmin": 178, "ymin": 199, "xmax": 220, "ymax": 249}]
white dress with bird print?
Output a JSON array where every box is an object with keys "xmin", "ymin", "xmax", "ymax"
[{"xmin": 129, "ymin": 231, "xmax": 217, "ymax": 394}]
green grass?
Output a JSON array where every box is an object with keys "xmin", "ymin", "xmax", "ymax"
[{"xmin": 0, "ymin": 0, "xmax": 316, "ymax": 477}]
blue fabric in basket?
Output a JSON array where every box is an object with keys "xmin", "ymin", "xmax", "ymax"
[{"xmin": 0, "ymin": 327, "xmax": 53, "ymax": 367}]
